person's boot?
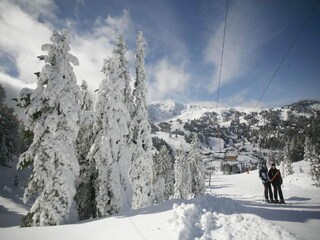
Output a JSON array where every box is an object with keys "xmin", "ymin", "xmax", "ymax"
[
  {"xmin": 270, "ymin": 199, "xmax": 274, "ymax": 203},
  {"xmin": 274, "ymin": 199, "xmax": 280, "ymax": 204},
  {"xmin": 280, "ymin": 199, "xmax": 286, "ymax": 204}
]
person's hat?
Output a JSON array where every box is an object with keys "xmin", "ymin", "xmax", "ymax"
[{"xmin": 271, "ymin": 162, "xmax": 276, "ymax": 166}]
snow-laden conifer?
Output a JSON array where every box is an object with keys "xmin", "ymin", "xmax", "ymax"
[
  {"xmin": 174, "ymin": 146, "xmax": 192, "ymax": 199},
  {"xmin": 188, "ymin": 134, "xmax": 206, "ymax": 197},
  {"xmin": 17, "ymin": 29, "xmax": 80, "ymax": 226},
  {"xmin": 309, "ymin": 145, "xmax": 320, "ymax": 187},
  {"xmin": 283, "ymin": 143, "xmax": 294, "ymax": 177},
  {"xmin": 113, "ymin": 35, "xmax": 133, "ymax": 114},
  {"xmin": 88, "ymin": 41, "xmax": 132, "ymax": 216},
  {"xmin": 153, "ymin": 145, "xmax": 174, "ymax": 202},
  {"xmin": 304, "ymin": 137, "xmax": 313, "ymax": 163},
  {"xmin": 304, "ymin": 137, "xmax": 320, "ymax": 187},
  {"xmin": 112, "ymin": 36, "xmax": 135, "ymax": 206},
  {"xmin": 74, "ymin": 80, "xmax": 95, "ymax": 220},
  {"xmin": 130, "ymin": 31, "xmax": 154, "ymax": 208}
]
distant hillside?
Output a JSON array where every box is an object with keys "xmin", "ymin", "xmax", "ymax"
[{"xmin": 148, "ymin": 99, "xmax": 320, "ymax": 163}]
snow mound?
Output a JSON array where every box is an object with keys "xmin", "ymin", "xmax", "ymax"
[{"xmin": 169, "ymin": 194, "xmax": 297, "ymax": 240}]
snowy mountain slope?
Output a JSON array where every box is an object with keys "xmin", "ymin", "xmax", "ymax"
[
  {"xmin": 209, "ymin": 160, "xmax": 320, "ymax": 240},
  {"xmin": 149, "ymin": 100, "xmax": 320, "ymax": 167},
  {"xmin": 148, "ymin": 100, "xmax": 320, "ymax": 127},
  {"xmin": 1, "ymin": 160, "xmax": 319, "ymax": 240}
]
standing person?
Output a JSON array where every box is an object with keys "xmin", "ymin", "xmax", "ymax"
[
  {"xmin": 269, "ymin": 162, "xmax": 285, "ymax": 204},
  {"xmin": 259, "ymin": 163, "xmax": 274, "ymax": 203}
]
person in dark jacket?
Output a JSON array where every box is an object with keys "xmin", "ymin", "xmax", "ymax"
[
  {"xmin": 259, "ymin": 163, "xmax": 274, "ymax": 203},
  {"xmin": 268, "ymin": 162, "xmax": 285, "ymax": 204}
]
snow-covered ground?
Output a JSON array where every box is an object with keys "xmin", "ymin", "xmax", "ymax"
[{"xmin": 1, "ymin": 160, "xmax": 319, "ymax": 240}]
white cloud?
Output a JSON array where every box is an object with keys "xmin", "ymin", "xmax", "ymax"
[
  {"xmin": 0, "ymin": 0, "xmax": 134, "ymax": 95},
  {"xmin": 0, "ymin": 72, "xmax": 35, "ymax": 90},
  {"xmin": 0, "ymin": 0, "xmax": 52, "ymax": 84},
  {"xmin": 148, "ymin": 58, "xmax": 191, "ymax": 102},
  {"xmin": 0, "ymin": 0, "xmax": 192, "ymax": 106}
]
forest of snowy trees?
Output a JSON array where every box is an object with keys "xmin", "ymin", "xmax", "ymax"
[
  {"xmin": 9, "ymin": 29, "xmax": 207, "ymax": 227},
  {"xmin": 1, "ymin": 28, "xmax": 319, "ymax": 227}
]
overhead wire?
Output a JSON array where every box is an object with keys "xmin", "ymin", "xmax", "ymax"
[
  {"xmin": 215, "ymin": 0, "xmax": 229, "ymax": 153},
  {"xmin": 253, "ymin": 0, "xmax": 320, "ymax": 110},
  {"xmin": 216, "ymin": 0, "xmax": 229, "ymax": 110}
]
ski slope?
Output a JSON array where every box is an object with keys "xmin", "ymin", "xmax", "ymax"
[{"xmin": 1, "ymin": 160, "xmax": 319, "ymax": 240}]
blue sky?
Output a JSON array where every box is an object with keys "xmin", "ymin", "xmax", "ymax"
[{"xmin": 0, "ymin": 0, "xmax": 319, "ymax": 109}]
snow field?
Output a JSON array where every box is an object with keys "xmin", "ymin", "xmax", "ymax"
[
  {"xmin": 1, "ymin": 160, "xmax": 319, "ymax": 240},
  {"xmin": 209, "ymin": 160, "xmax": 320, "ymax": 240}
]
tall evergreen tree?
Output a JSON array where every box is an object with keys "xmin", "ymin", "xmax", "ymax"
[
  {"xmin": 112, "ymin": 36, "xmax": 135, "ymax": 207},
  {"xmin": 174, "ymin": 146, "xmax": 192, "ymax": 199},
  {"xmin": 153, "ymin": 145, "xmax": 174, "ymax": 202},
  {"xmin": 188, "ymin": 134, "xmax": 206, "ymax": 197},
  {"xmin": 113, "ymin": 35, "xmax": 133, "ymax": 114},
  {"xmin": 74, "ymin": 80, "xmax": 95, "ymax": 220},
  {"xmin": 283, "ymin": 143, "xmax": 294, "ymax": 177},
  {"xmin": 309, "ymin": 145, "xmax": 320, "ymax": 187},
  {"xmin": 88, "ymin": 39, "xmax": 132, "ymax": 216},
  {"xmin": 130, "ymin": 31, "xmax": 154, "ymax": 209},
  {"xmin": 17, "ymin": 30, "xmax": 81, "ymax": 226},
  {"xmin": 304, "ymin": 137, "xmax": 313, "ymax": 163},
  {"xmin": 305, "ymin": 137, "xmax": 318, "ymax": 186},
  {"xmin": 0, "ymin": 84, "xmax": 24, "ymax": 166}
]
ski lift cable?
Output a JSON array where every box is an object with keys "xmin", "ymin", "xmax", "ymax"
[
  {"xmin": 253, "ymin": 0, "xmax": 320, "ymax": 110},
  {"xmin": 216, "ymin": 0, "xmax": 229, "ymax": 110},
  {"xmin": 215, "ymin": 0, "xmax": 229, "ymax": 153}
]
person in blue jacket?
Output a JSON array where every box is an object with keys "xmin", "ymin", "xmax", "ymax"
[{"xmin": 259, "ymin": 162, "xmax": 274, "ymax": 203}]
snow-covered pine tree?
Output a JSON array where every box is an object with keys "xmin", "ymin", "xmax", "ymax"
[
  {"xmin": 130, "ymin": 31, "xmax": 154, "ymax": 209},
  {"xmin": 304, "ymin": 137, "xmax": 313, "ymax": 163},
  {"xmin": 153, "ymin": 145, "xmax": 174, "ymax": 202},
  {"xmin": 75, "ymin": 80, "xmax": 95, "ymax": 220},
  {"xmin": 188, "ymin": 134, "xmax": 206, "ymax": 197},
  {"xmin": 17, "ymin": 29, "xmax": 80, "ymax": 226},
  {"xmin": 174, "ymin": 146, "xmax": 192, "ymax": 199},
  {"xmin": 163, "ymin": 147, "xmax": 175, "ymax": 199},
  {"xmin": 87, "ymin": 40, "xmax": 132, "ymax": 216},
  {"xmin": 153, "ymin": 150, "xmax": 165, "ymax": 203},
  {"xmin": 112, "ymin": 35, "xmax": 135, "ymax": 206},
  {"xmin": 0, "ymin": 84, "xmax": 24, "ymax": 166},
  {"xmin": 78, "ymin": 80, "xmax": 94, "ymax": 111},
  {"xmin": 310, "ymin": 145, "xmax": 320, "ymax": 187},
  {"xmin": 113, "ymin": 35, "xmax": 133, "ymax": 114},
  {"xmin": 266, "ymin": 151, "xmax": 273, "ymax": 167},
  {"xmin": 304, "ymin": 137, "xmax": 320, "ymax": 186},
  {"xmin": 283, "ymin": 142, "xmax": 294, "ymax": 177}
]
